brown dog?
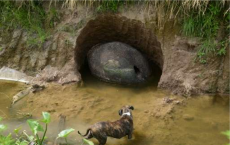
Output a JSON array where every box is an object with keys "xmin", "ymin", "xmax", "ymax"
[{"xmin": 78, "ymin": 105, "xmax": 134, "ymax": 145}]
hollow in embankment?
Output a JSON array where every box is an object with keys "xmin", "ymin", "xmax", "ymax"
[{"xmin": 75, "ymin": 14, "xmax": 163, "ymax": 85}]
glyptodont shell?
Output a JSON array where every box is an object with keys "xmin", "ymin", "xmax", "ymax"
[{"xmin": 87, "ymin": 42, "xmax": 152, "ymax": 85}]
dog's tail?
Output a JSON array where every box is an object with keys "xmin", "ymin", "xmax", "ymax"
[{"xmin": 78, "ymin": 129, "xmax": 90, "ymax": 137}]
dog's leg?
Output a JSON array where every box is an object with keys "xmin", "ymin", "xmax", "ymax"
[
  {"xmin": 95, "ymin": 135, "xmax": 107, "ymax": 145},
  {"xmin": 99, "ymin": 137, "xmax": 107, "ymax": 145},
  {"xmin": 128, "ymin": 132, "xmax": 132, "ymax": 140}
]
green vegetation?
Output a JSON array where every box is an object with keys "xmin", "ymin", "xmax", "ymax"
[
  {"xmin": 57, "ymin": 128, "xmax": 75, "ymax": 144},
  {"xmin": 0, "ymin": 112, "xmax": 94, "ymax": 145},
  {"xmin": 182, "ymin": 2, "xmax": 222, "ymax": 38},
  {"xmin": 222, "ymin": 130, "xmax": 230, "ymax": 145},
  {"xmin": 181, "ymin": 1, "xmax": 229, "ymax": 63},
  {"xmin": 26, "ymin": 112, "xmax": 51, "ymax": 145},
  {"xmin": 0, "ymin": 1, "xmax": 59, "ymax": 48},
  {"xmin": 0, "ymin": 0, "xmax": 228, "ymax": 63},
  {"xmin": 82, "ymin": 138, "xmax": 94, "ymax": 145},
  {"xmin": 96, "ymin": 1, "xmax": 123, "ymax": 13}
]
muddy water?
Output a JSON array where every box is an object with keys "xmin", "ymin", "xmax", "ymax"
[
  {"xmin": 0, "ymin": 80, "xmax": 28, "ymax": 118},
  {"xmin": 0, "ymin": 78, "xmax": 229, "ymax": 145}
]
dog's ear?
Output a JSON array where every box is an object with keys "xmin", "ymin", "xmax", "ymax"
[
  {"xmin": 129, "ymin": 106, "xmax": 134, "ymax": 110},
  {"xmin": 118, "ymin": 109, "xmax": 123, "ymax": 116}
]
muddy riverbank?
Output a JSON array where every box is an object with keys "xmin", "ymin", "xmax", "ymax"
[
  {"xmin": 0, "ymin": 78, "xmax": 228, "ymax": 145},
  {"xmin": 0, "ymin": 2, "xmax": 229, "ymax": 145}
]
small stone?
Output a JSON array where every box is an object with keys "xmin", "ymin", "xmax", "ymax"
[
  {"xmin": 155, "ymin": 114, "xmax": 161, "ymax": 118},
  {"xmin": 169, "ymin": 115, "xmax": 174, "ymax": 119},
  {"xmin": 162, "ymin": 97, "xmax": 174, "ymax": 104},
  {"xmin": 47, "ymin": 109, "xmax": 56, "ymax": 113},
  {"xmin": 183, "ymin": 114, "xmax": 194, "ymax": 121},
  {"xmin": 174, "ymin": 100, "xmax": 181, "ymax": 105},
  {"xmin": 210, "ymin": 122, "xmax": 218, "ymax": 130},
  {"xmin": 144, "ymin": 110, "xmax": 149, "ymax": 113}
]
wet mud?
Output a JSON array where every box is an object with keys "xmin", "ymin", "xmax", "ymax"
[{"xmin": 0, "ymin": 79, "xmax": 229, "ymax": 145}]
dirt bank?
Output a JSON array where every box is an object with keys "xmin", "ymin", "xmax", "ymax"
[{"xmin": 0, "ymin": 4, "xmax": 228, "ymax": 96}]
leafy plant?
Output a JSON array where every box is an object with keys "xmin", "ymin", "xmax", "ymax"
[
  {"xmin": 27, "ymin": 112, "xmax": 51, "ymax": 145},
  {"xmin": 0, "ymin": 117, "xmax": 7, "ymax": 133},
  {"xmin": 40, "ymin": 112, "xmax": 51, "ymax": 143},
  {"xmin": 0, "ymin": 134, "xmax": 15, "ymax": 145},
  {"xmin": 0, "ymin": 124, "xmax": 7, "ymax": 133},
  {"xmin": 57, "ymin": 128, "xmax": 75, "ymax": 144},
  {"xmin": 196, "ymin": 39, "xmax": 217, "ymax": 64},
  {"xmin": 221, "ymin": 130, "xmax": 230, "ymax": 145},
  {"xmin": 0, "ymin": 117, "xmax": 15, "ymax": 145},
  {"xmin": 217, "ymin": 40, "xmax": 227, "ymax": 56},
  {"xmin": 1, "ymin": 113, "xmax": 94, "ymax": 145},
  {"xmin": 57, "ymin": 128, "xmax": 94, "ymax": 145},
  {"xmin": 81, "ymin": 138, "xmax": 94, "ymax": 145}
]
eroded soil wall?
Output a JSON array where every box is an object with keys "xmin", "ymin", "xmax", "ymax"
[{"xmin": 0, "ymin": 4, "xmax": 228, "ymax": 96}]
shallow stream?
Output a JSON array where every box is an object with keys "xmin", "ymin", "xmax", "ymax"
[{"xmin": 0, "ymin": 77, "xmax": 229, "ymax": 145}]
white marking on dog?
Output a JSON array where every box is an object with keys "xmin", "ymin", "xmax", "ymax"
[{"xmin": 122, "ymin": 112, "xmax": 131, "ymax": 116}]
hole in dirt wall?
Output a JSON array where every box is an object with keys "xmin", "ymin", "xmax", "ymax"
[{"xmin": 75, "ymin": 14, "xmax": 164, "ymax": 85}]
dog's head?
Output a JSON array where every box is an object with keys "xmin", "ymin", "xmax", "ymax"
[{"xmin": 118, "ymin": 105, "xmax": 134, "ymax": 118}]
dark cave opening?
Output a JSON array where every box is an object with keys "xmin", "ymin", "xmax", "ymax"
[
  {"xmin": 79, "ymin": 44, "xmax": 162, "ymax": 88},
  {"xmin": 75, "ymin": 15, "xmax": 164, "ymax": 87}
]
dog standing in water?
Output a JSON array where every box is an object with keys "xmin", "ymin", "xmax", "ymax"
[{"xmin": 78, "ymin": 105, "xmax": 134, "ymax": 145}]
